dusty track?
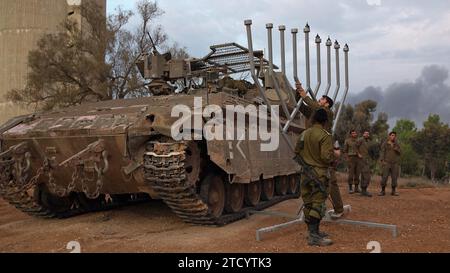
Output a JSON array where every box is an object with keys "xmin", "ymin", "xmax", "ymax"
[{"xmin": 1, "ymin": 174, "xmax": 449, "ymax": 253}]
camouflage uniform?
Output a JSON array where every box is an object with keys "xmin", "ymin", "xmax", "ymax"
[
  {"xmin": 295, "ymin": 124, "xmax": 334, "ymax": 222},
  {"xmin": 357, "ymin": 137, "xmax": 372, "ymax": 190},
  {"xmin": 380, "ymin": 140, "xmax": 401, "ymax": 190},
  {"xmin": 343, "ymin": 137, "xmax": 361, "ymax": 190},
  {"xmin": 299, "ymin": 96, "xmax": 344, "ymax": 214}
]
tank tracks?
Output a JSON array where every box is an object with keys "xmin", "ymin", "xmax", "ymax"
[
  {"xmin": 0, "ymin": 183, "xmax": 150, "ymax": 219},
  {"xmin": 0, "ymin": 182, "xmax": 74, "ymax": 219},
  {"xmin": 0, "ymin": 161, "xmax": 149, "ymax": 219},
  {"xmin": 0, "ymin": 140, "xmax": 299, "ymax": 224},
  {"xmin": 143, "ymin": 141, "xmax": 300, "ymax": 226}
]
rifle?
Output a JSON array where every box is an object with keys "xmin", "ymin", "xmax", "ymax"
[
  {"xmin": 294, "ymin": 154, "xmax": 329, "ymax": 216},
  {"xmin": 294, "ymin": 154, "xmax": 327, "ymax": 195}
]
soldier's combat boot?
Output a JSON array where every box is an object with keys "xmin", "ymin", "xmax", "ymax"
[
  {"xmin": 305, "ymin": 226, "xmax": 329, "ymax": 238},
  {"xmin": 378, "ymin": 187, "xmax": 385, "ymax": 196},
  {"xmin": 361, "ymin": 187, "xmax": 372, "ymax": 197},
  {"xmin": 391, "ymin": 187, "xmax": 399, "ymax": 196},
  {"xmin": 307, "ymin": 222, "xmax": 333, "ymax": 246},
  {"xmin": 348, "ymin": 184, "xmax": 354, "ymax": 194},
  {"xmin": 354, "ymin": 184, "xmax": 361, "ymax": 193},
  {"xmin": 317, "ymin": 225, "xmax": 329, "ymax": 238}
]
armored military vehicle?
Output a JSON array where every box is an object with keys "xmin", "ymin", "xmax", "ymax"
[{"xmin": 0, "ymin": 21, "xmax": 350, "ymax": 225}]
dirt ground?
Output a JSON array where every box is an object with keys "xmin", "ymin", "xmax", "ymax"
[{"xmin": 1, "ymin": 174, "xmax": 449, "ymax": 253}]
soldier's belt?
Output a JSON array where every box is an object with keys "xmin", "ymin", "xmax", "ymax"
[{"xmin": 309, "ymin": 165, "xmax": 329, "ymax": 170}]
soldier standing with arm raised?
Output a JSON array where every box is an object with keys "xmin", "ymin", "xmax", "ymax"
[
  {"xmin": 296, "ymin": 81, "xmax": 345, "ymax": 219},
  {"xmin": 379, "ymin": 132, "xmax": 402, "ymax": 196},
  {"xmin": 295, "ymin": 109, "xmax": 339, "ymax": 246},
  {"xmin": 295, "ymin": 81, "xmax": 334, "ymax": 132}
]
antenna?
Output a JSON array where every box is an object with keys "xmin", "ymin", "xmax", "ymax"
[{"xmin": 147, "ymin": 32, "xmax": 159, "ymax": 54}]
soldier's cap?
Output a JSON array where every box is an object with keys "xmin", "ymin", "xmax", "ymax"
[
  {"xmin": 313, "ymin": 108, "xmax": 329, "ymax": 124},
  {"xmin": 322, "ymin": 95, "xmax": 334, "ymax": 108}
]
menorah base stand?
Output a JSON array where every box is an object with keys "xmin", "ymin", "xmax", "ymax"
[{"xmin": 246, "ymin": 205, "xmax": 398, "ymax": 242}]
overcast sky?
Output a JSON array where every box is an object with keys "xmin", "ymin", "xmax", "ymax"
[{"xmin": 107, "ymin": 0, "xmax": 450, "ymax": 127}]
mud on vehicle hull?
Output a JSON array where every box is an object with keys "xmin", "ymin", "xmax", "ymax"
[
  {"xmin": 0, "ymin": 139, "xmax": 300, "ymax": 225},
  {"xmin": 0, "ymin": 92, "xmax": 303, "ymax": 225}
]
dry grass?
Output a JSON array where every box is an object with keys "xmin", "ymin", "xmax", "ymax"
[
  {"xmin": 397, "ymin": 176, "xmax": 441, "ymax": 189},
  {"xmin": 336, "ymin": 171, "xmax": 449, "ymax": 189}
]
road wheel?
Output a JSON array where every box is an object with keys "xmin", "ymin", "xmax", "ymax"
[
  {"xmin": 200, "ymin": 174, "xmax": 225, "ymax": 218},
  {"xmin": 261, "ymin": 178, "xmax": 275, "ymax": 201},
  {"xmin": 275, "ymin": 176, "xmax": 289, "ymax": 196},
  {"xmin": 245, "ymin": 181, "xmax": 261, "ymax": 207},
  {"xmin": 225, "ymin": 183, "xmax": 244, "ymax": 213}
]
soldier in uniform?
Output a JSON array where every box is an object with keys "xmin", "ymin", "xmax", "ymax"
[
  {"xmin": 358, "ymin": 131, "xmax": 373, "ymax": 197},
  {"xmin": 295, "ymin": 82, "xmax": 334, "ymax": 131},
  {"xmin": 295, "ymin": 82, "xmax": 344, "ymax": 219},
  {"xmin": 379, "ymin": 132, "xmax": 402, "ymax": 196},
  {"xmin": 343, "ymin": 130, "xmax": 361, "ymax": 194},
  {"xmin": 295, "ymin": 109, "xmax": 339, "ymax": 246}
]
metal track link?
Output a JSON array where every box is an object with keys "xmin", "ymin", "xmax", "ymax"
[
  {"xmin": 144, "ymin": 141, "xmax": 300, "ymax": 226},
  {"xmin": 0, "ymin": 184, "xmax": 70, "ymax": 219},
  {"xmin": 0, "ymin": 163, "xmax": 150, "ymax": 219}
]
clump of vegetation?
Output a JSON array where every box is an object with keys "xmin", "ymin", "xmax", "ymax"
[
  {"xmin": 399, "ymin": 177, "xmax": 437, "ymax": 189},
  {"xmin": 335, "ymin": 101, "xmax": 450, "ymax": 182}
]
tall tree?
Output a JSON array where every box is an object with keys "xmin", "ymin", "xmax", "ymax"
[
  {"xmin": 7, "ymin": 0, "xmax": 187, "ymax": 111},
  {"xmin": 393, "ymin": 119, "xmax": 417, "ymax": 143},
  {"xmin": 371, "ymin": 112, "xmax": 390, "ymax": 144},
  {"xmin": 333, "ymin": 103, "xmax": 354, "ymax": 146},
  {"xmin": 354, "ymin": 100, "xmax": 377, "ymax": 132},
  {"xmin": 411, "ymin": 114, "xmax": 450, "ymax": 181},
  {"xmin": 393, "ymin": 119, "xmax": 420, "ymax": 176},
  {"xmin": 370, "ymin": 111, "xmax": 390, "ymax": 168},
  {"xmin": 334, "ymin": 99, "xmax": 379, "ymax": 146}
]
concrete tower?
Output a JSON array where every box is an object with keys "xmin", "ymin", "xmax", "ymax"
[
  {"xmin": 0, "ymin": 0, "xmax": 106, "ymax": 124},
  {"xmin": 67, "ymin": 0, "xmax": 107, "ymax": 30}
]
